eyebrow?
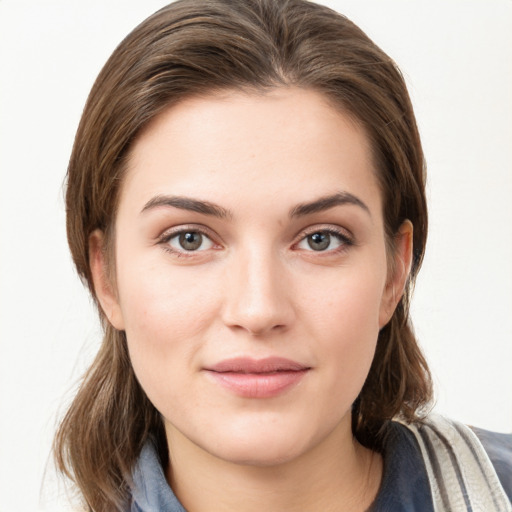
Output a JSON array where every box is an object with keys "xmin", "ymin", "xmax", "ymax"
[
  {"xmin": 141, "ymin": 195, "xmax": 232, "ymax": 219},
  {"xmin": 140, "ymin": 191, "xmax": 370, "ymax": 219},
  {"xmin": 289, "ymin": 192, "xmax": 370, "ymax": 217}
]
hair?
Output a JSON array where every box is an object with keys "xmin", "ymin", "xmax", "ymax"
[{"xmin": 55, "ymin": 0, "xmax": 432, "ymax": 510}]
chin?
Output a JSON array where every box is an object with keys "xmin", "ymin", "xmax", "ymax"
[
  {"xmin": 210, "ymin": 439, "xmax": 306, "ymax": 467},
  {"xmin": 199, "ymin": 420, "xmax": 320, "ymax": 467}
]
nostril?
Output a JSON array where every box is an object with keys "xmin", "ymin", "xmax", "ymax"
[{"xmin": 247, "ymin": 323, "xmax": 287, "ymax": 336}]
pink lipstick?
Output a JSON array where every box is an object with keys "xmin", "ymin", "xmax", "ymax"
[{"xmin": 204, "ymin": 357, "xmax": 310, "ymax": 398}]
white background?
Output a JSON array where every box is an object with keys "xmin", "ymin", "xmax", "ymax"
[{"xmin": 0, "ymin": 1, "xmax": 511, "ymax": 510}]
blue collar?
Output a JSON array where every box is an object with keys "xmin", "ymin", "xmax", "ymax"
[{"xmin": 130, "ymin": 420, "xmax": 512, "ymax": 511}]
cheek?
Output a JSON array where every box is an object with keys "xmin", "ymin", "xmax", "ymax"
[
  {"xmin": 117, "ymin": 251, "xmax": 219, "ymax": 337},
  {"xmin": 305, "ymin": 255, "xmax": 387, "ymax": 336},
  {"xmin": 114, "ymin": 254, "xmax": 220, "ymax": 395},
  {"xmin": 303, "ymin": 258, "xmax": 387, "ymax": 389}
]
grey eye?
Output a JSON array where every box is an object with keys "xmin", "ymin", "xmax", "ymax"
[
  {"xmin": 307, "ymin": 232, "xmax": 331, "ymax": 251},
  {"xmin": 296, "ymin": 230, "xmax": 345, "ymax": 252},
  {"xmin": 168, "ymin": 231, "xmax": 214, "ymax": 252},
  {"xmin": 180, "ymin": 232, "xmax": 202, "ymax": 251}
]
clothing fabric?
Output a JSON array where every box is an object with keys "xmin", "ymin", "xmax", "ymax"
[
  {"xmin": 371, "ymin": 416, "xmax": 512, "ymax": 512},
  {"xmin": 130, "ymin": 416, "xmax": 512, "ymax": 512},
  {"xmin": 400, "ymin": 415, "xmax": 511, "ymax": 511}
]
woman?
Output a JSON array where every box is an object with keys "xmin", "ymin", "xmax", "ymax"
[{"xmin": 54, "ymin": 0, "xmax": 512, "ymax": 510}]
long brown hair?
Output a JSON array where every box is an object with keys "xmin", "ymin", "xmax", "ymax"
[{"xmin": 55, "ymin": 0, "xmax": 432, "ymax": 510}]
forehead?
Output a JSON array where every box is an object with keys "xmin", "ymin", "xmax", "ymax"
[{"xmin": 121, "ymin": 87, "xmax": 381, "ymax": 218}]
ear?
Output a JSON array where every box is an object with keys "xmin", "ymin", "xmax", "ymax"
[
  {"xmin": 379, "ymin": 220, "xmax": 413, "ymax": 328},
  {"xmin": 89, "ymin": 229, "xmax": 125, "ymax": 330}
]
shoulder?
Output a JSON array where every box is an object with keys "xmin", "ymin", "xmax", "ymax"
[
  {"xmin": 372, "ymin": 420, "xmax": 434, "ymax": 511},
  {"xmin": 471, "ymin": 425, "xmax": 512, "ymax": 503},
  {"xmin": 398, "ymin": 414, "xmax": 512, "ymax": 509}
]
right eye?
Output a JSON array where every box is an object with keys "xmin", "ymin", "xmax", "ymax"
[{"xmin": 165, "ymin": 230, "xmax": 215, "ymax": 253}]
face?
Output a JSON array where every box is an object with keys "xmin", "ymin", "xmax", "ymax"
[{"xmin": 92, "ymin": 88, "xmax": 409, "ymax": 467}]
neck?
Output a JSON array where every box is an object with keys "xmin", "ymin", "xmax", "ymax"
[{"xmin": 165, "ymin": 418, "xmax": 382, "ymax": 512}]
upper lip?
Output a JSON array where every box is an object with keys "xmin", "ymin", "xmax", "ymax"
[{"xmin": 206, "ymin": 357, "xmax": 310, "ymax": 374}]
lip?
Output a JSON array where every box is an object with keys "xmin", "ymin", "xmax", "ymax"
[{"xmin": 204, "ymin": 357, "xmax": 311, "ymax": 398}]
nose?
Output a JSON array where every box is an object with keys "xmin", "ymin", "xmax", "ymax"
[{"xmin": 221, "ymin": 246, "xmax": 295, "ymax": 336}]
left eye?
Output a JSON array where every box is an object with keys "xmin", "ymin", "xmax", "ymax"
[
  {"xmin": 296, "ymin": 231, "xmax": 345, "ymax": 252},
  {"xmin": 167, "ymin": 231, "xmax": 214, "ymax": 252}
]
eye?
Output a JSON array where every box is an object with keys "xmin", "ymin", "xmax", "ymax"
[
  {"xmin": 167, "ymin": 230, "xmax": 214, "ymax": 252},
  {"xmin": 296, "ymin": 229, "xmax": 350, "ymax": 252}
]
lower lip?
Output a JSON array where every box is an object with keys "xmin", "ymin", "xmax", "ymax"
[{"xmin": 205, "ymin": 370, "xmax": 309, "ymax": 398}]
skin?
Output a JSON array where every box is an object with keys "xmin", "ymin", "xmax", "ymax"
[{"xmin": 90, "ymin": 87, "xmax": 412, "ymax": 511}]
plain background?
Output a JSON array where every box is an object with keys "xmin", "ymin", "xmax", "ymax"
[{"xmin": 0, "ymin": 1, "xmax": 511, "ymax": 510}]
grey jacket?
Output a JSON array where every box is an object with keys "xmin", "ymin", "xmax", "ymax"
[{"xmin": 129, "ymin": 419, "xmax": 512, "ymax": 512}]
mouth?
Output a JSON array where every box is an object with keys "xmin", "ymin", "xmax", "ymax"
[{"xmin": 204, "ymin": 357, "xmax": 311, "ymax": 398}]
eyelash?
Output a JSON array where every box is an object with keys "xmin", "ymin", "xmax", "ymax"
[
  {"xmin": 293, "ymin": 226, "xmax": 354, "ymax": 255},
  {"xmin": 157, "ymin": 225, "xmax": 219, "ymax": 258},
  {"xmin": 157, "ymin": 225, "xmax": 354, "ymax": 258}
]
